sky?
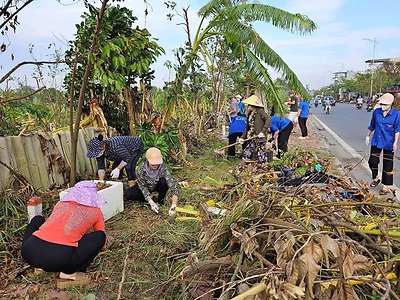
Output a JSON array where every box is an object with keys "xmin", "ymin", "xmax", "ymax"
[{"xmin": 1, "ymin": 0, "xmax": 400, "ymax": 91}]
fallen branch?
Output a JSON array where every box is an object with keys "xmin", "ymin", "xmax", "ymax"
[{"xmin": 181, "ymin": 256, "xmax": 234, "ymax": 279}]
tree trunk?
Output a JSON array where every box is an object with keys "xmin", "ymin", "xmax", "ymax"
[
  {"xmin": 123, "ymin": 88, "xmax": 136, "ymax": 136},
  {"xmin": 70, "ymin": 0, "xmax": 108, "ymax": 186}
]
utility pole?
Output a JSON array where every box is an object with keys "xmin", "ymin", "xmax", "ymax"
[{"xmin": 364, "ymin": 38, "xmax": 378, "ymax": 99}]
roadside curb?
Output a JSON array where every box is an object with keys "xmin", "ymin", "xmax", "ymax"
[{"xmin": 310, "ymin": 114, "xmax": 400, "ymax": 200}]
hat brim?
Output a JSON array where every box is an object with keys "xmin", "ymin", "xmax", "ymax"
[
  {"xmin": 377, "ymin": 93, "xmax": 394, "ymax": 105},
  {"xmin": 87, "ymin": 150, "xmax": 101, "ymax": 158},
  {"xmin": 147, "ymin": 157, "xmax": 163, "ymax": 165},
  {"xmin": 242, "ymin": 95, "xmax": 264, "ymax": 107}
]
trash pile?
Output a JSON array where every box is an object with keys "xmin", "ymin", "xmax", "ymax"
[{"xmin": 177, "ymin": 149, "xmax": 400, "ymax": 300}]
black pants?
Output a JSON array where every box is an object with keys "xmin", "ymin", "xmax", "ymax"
[
  {"xmin": 227, "ymin": 132, "xmax": 244, "ymax": 157},
  {"xmin": 368, "ymin": 145, "xmax": 394, "ymax": 185},
  {"xmin": 112, "ymin": 145, "xmax": 143, "ymax": 181},
  {"xmin": 277, "ymin": 122, "xmax": 293, "ymax": 158},
  {"xmin": 124, "ymin": 177, "xmax": 169, "ymax": 204},
  {"xmin": 298, "ymin": 117, "xmax": 308, "ymax": 137},
  {"xmin": 21, "ymin": 216, "xmax": 106, "ymax": 274}
]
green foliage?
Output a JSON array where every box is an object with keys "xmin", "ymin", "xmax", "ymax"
[
  {"xmin": 135, "ymin": 122, "xmax": 179, "ymax": 163},
  {"xmin": 64, "ymin": 4, "xmax": 164, "ymax": 110},
  {"xmin": 0, "ymin": 91, "xmax": 68, "ymax": 136}
]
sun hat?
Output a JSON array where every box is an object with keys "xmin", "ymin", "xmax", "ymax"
[
  {"xmin": 146, "ymin": 147, "xmax": 163, "ymax": 164},
  {"xmin": 60, "ymin": 181, "xmax": 106, "ymax": 208},
  {"xmin": 235, "ymin": 94, "xmax": 243, "ymax": 100},
  {"xmin": 87, "ymin": 136, "xmax": 105, "ymax": 158},
  {"xmin": 287, "ymin": 90, "xmax": 294, "ymax": 95},
  {"xmin": 377, "ymin": 93, "xmax": 394, "ymax": 105},
  {"xmin": 242, "ymin": 95, "xmax": 264, "ymax": 108},
  {"xmin": 227, "ymin": 94, "xmax": 235, "ymax": 99}
]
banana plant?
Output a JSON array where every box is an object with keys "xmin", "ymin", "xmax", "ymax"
[{"xmin": 163, "ymin": 0, "xmax": 317, "ymax": 126}]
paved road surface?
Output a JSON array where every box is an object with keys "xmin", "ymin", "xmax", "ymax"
[{"xmin": 310, "ymin": 102, "xmax": 399, "ymax": 197}]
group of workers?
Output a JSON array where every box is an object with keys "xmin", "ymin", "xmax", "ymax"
[
  {"xmin": 227, "ymin": 91, "xmax": 310, "ymax": 162},
  {"xmin": 20, "ymin": 91, "xmax": 398, "ymax": 289},
  {"xmin": 21, "ymin": 138, "xmax": 179, "ymax": 288}
]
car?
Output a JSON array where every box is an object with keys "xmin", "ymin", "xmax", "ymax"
[{"xmin": 324, "ymin": 96, "xmax": 336, "ymax": 106}]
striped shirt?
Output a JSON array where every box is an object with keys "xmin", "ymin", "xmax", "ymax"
[
  {"xmin": 136, "ymin": 161, "xmax": 179, "ymax": 199},
  {"xmin": 96, "ymin": 136, "xmax": 143, "ymax": 171}
]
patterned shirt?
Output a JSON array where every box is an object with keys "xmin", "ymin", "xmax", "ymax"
[
  {"xmin": 33, "ymin": 201, "xmax": 105, "ymax": 247},
  {"xmin": 96, "ymin": 136, "xmax": 143, "ymax": 172},
  {"xmin": 136, "ymin": 161, "xmax": 179, "ymax": 199}
]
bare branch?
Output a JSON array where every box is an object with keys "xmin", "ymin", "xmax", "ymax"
[
  {"xmin": 0, "ymin": 86, "xmax": 46, "ymax": 104},
  {"xmin": 0, "ymin": 0, "xmax": 34, "ymax": 31},
  {"xmin": 0, "ymin": 60, "xmax": 65, "ymax": 84}
]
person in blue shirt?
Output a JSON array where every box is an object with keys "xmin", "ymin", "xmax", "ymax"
[
  {"xmin": 227, "ymin": 115, "xmax": 247, "ymax": 159},
  {"xmin": 269, "ymin": 115, "xmax": 293, "ymax": 158},
  {"xmin": 297, "ymin": 100, "xmax": 310, "ymax": 139},
  {"xmin": 365, "ymin": 93, "xmax": 400, "ymax": 195}
]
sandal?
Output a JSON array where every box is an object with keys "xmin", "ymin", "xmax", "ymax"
[
  {"xmin": 57, "ymin": 272, "xmax": 90, "ymax": 289},
  {"xmin": 370, "ymin": 179, "xmax": 381, "ymax": 187},
  {"xmin": 379, "ymin": 189, "xmax": 390, "ymax": 195}
]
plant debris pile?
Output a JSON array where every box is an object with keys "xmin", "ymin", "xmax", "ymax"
[{"xmin": 181, "ymin": 150, "xmax": 400, "ymax": 300}]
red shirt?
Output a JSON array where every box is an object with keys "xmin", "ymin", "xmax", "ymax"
[{"xmin": 34, "ymin": 201, "xmax": 106, "ymax": 248}]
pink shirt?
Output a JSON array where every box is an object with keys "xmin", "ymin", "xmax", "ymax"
[{"xmin": 34, "ymin": 201, "xmax": 106, "ymax": 247}]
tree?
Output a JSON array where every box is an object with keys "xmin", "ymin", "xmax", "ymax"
[
  {"xmin": 163, "ymin": 0, "xmax": 317, "ymax": 125},
  {"xmin": 64, "ymin": 4, "xmax": 164, "ymax": 135}
]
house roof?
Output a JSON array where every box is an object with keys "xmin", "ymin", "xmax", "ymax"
[{"xmin": 365, "ymin": 57, "xmax": 400, "ymax": 64}]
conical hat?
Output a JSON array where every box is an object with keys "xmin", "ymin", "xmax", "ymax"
[{"xmin": 242, "ymin": 95, "xmax": 264, "ymax": 107}]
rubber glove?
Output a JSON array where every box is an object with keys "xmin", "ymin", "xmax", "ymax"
[
  {"xmin": 148, "ymin": 199, "xmax": 159, "ymax": 214},
  {"xmin": 110, "ymin": 168, "xmax": 120, "ymax": 179},
  {"xmin": 258, "ymin": 132, "xmax": 265, "ymax": 138},
  {"xmin": 238, "ymin": 138, "xmax": 244, "ymax": 144},
  {"xmin": 169, "ymin": 204, "xmax": 177, "ymax": 216},
  {"xmin": 365, "ymin": 136, "xmax": 370, "ymax": 146}
]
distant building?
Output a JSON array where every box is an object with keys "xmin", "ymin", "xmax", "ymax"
[{"xmin": 365, "ymin": 57, "xmax": 400, "ymax": 64}]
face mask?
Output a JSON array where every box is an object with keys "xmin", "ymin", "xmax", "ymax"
[{"xmin": 381, "ymin": 105, "xmax": 390, "ymax": 111}]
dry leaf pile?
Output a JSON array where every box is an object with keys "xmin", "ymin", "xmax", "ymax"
[{"xmin": 182, "ymin": 160, "xmax": 400, "ymax": 300}]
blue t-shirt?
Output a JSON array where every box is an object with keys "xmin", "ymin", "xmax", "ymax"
[
  {"xmin": 229, "ymin": 116, "xmax": 247, "ymax": 135},
  {"xmin": 270, "ymin": 116, "xmax": 292, "ymax": 135},
  {"xmin": 298, "ymin": 101, "xmax": 310, "ymax": 118},
  {"xmin": 368, "ymin": 108, "xmax": 400, "ymax": 150}
]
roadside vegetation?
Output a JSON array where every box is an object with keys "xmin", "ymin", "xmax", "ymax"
[{"xmin": 2, "ymin": 1, "xmax": 400, "ymax": 299}]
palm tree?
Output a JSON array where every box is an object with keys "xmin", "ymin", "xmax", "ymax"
[{"xmin": 164, "ymin": 0, "xmax": 317, "ymax": 121}]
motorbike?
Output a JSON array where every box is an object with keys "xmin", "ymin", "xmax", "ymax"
[
  {"xmin": 325, "ymin": 104, "xmax": 331, "ymax": 114},
  {"xmin": 356, "ymin": 103, "xmax": 363, "ymax": 110},
  {"xmin": 366, "ymin": 103, "xmax": 373, "ymax": 112}
]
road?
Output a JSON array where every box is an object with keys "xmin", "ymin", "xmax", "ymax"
[{"xmin": 310, "ymin": 102, "xmax": 399, "ymax": 194}]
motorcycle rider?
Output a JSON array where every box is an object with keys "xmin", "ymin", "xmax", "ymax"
[
  {"xmin": 324, "ymin": 98, "xmax": 332, "ymax": 113},
  {"xmin": 356, "ymin": 97, "xmax": 363, "ymax": 109}
]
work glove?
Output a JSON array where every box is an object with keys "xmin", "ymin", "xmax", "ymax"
[
  {"xmin": 365, "ymin": 136, "xmax": 370, "ymax": 146},
  {"xmin": 169, "ymin": 204, "xmax": 177, "ymax": 216},
  {"xmin": 110, "ymin": 168, "xmax": 120, "ymax": 179},
  {"xmin": 258, "ymin": 132, "xmax": 265, "ymax": 138},
  {"xmin": 148, "ymin": 199, "xmax": 159, "ymax": 214},
  {"xmin": 238, "ymin": 138, "xmax": 244, "ymax": 144}
]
